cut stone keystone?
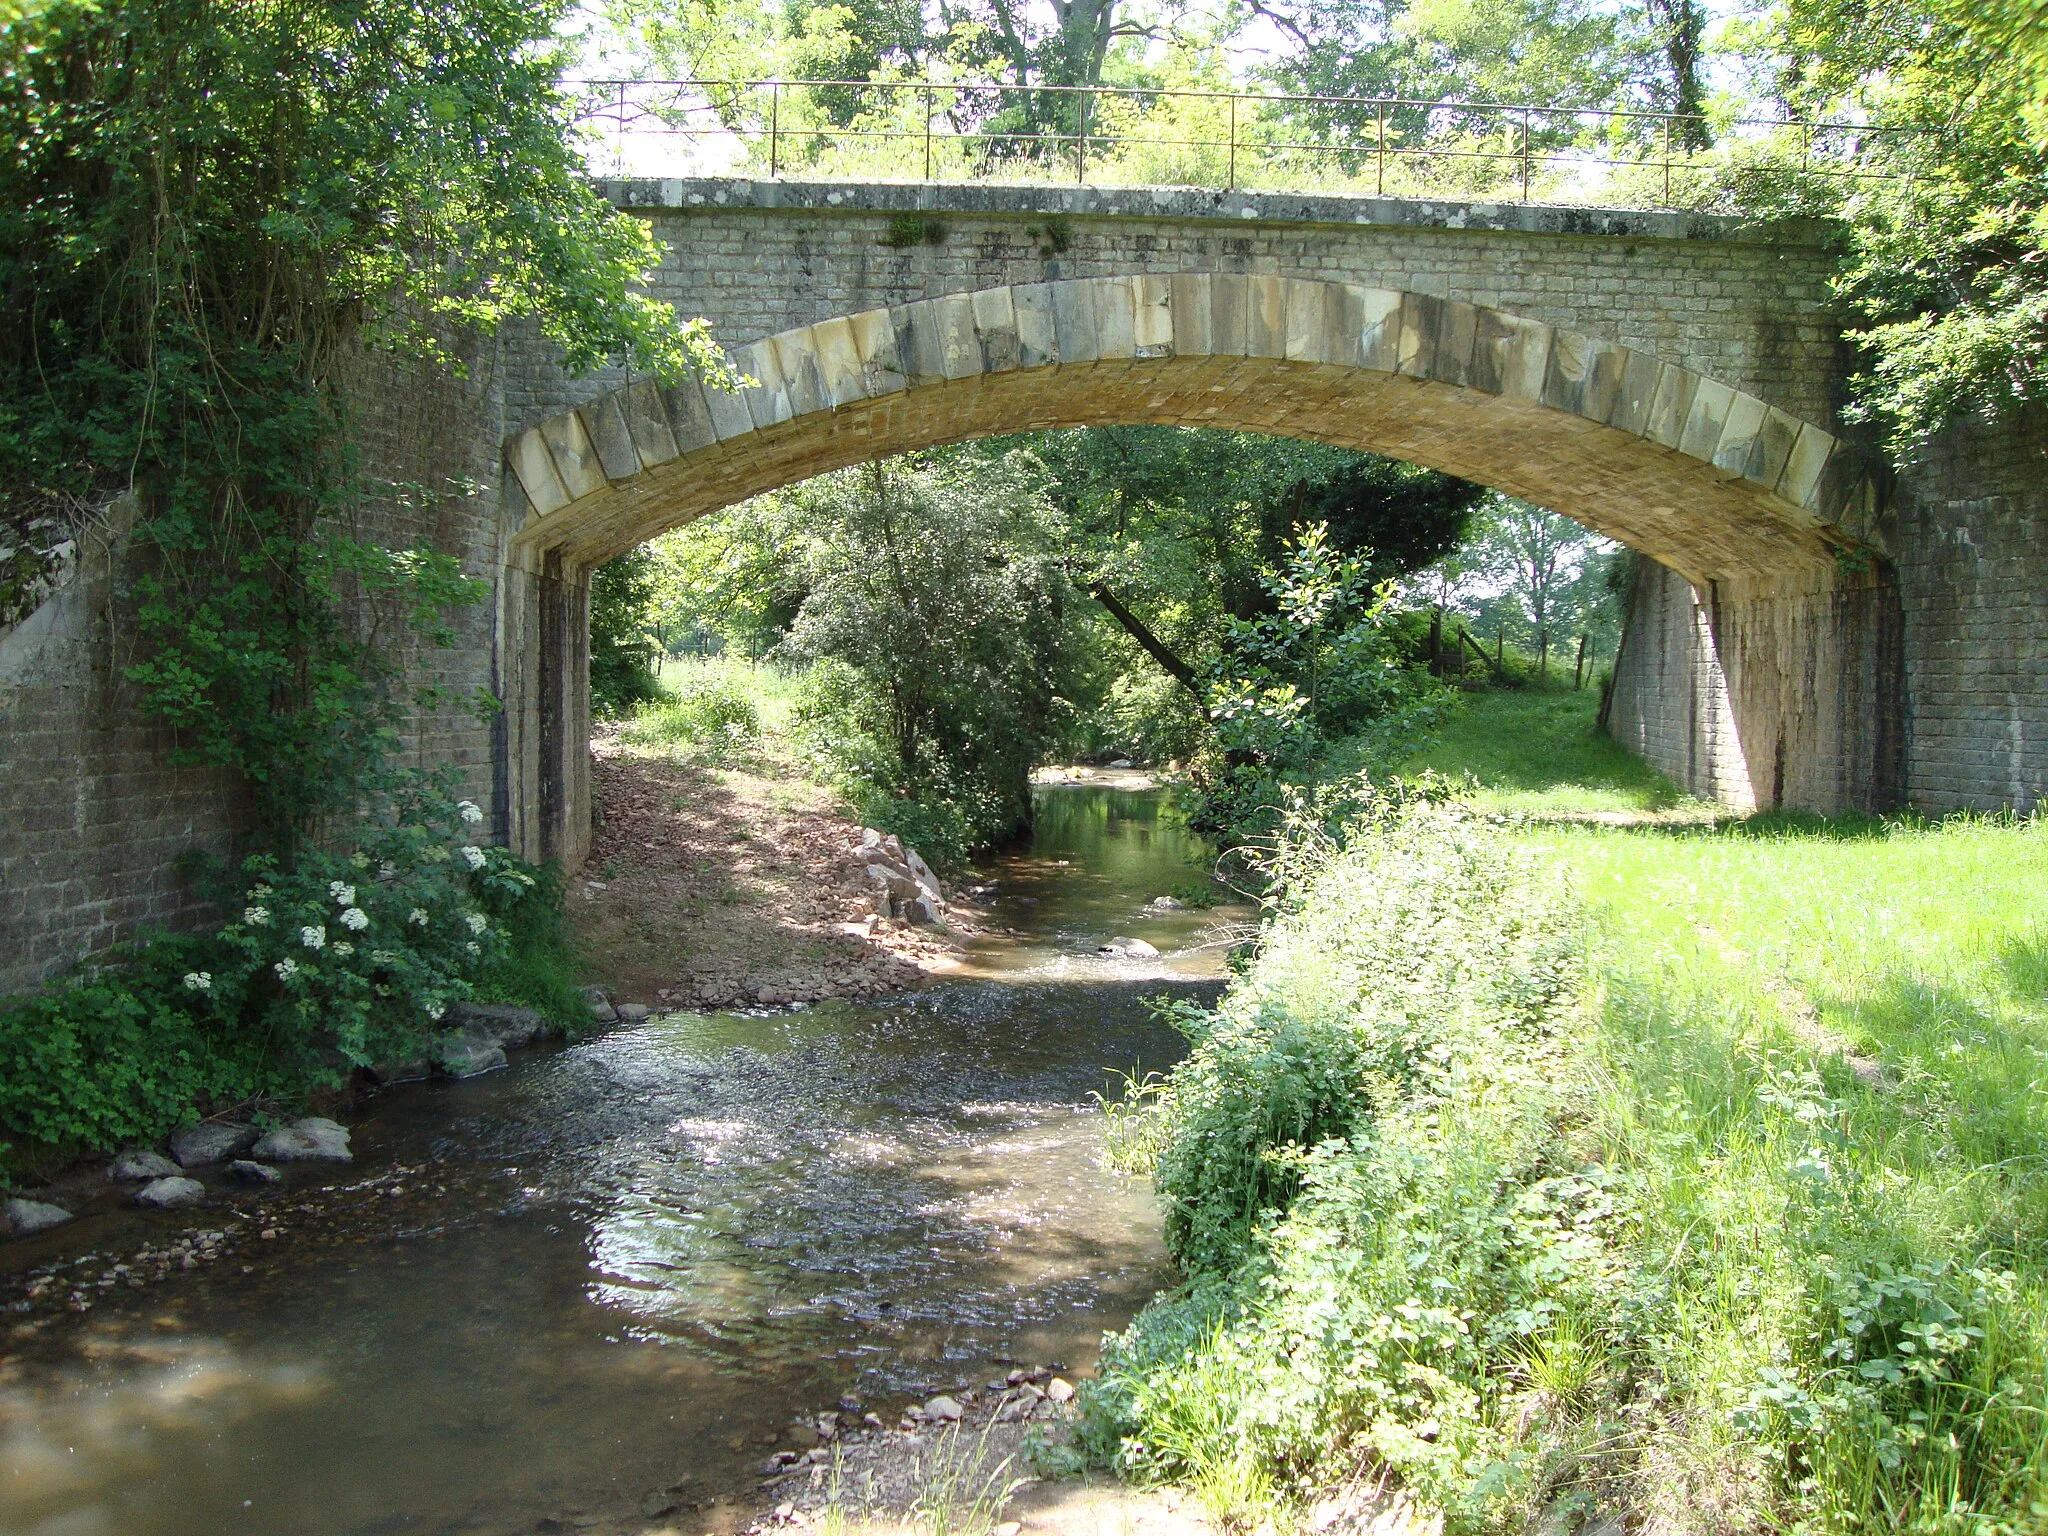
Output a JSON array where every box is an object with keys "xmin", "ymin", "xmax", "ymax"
[
  {"xmin": 134, "ymin": 1176, "xmax": 206, "ymax": 1209},
  {"xmin": 433, "ymin": 1026, "xmax": 508, "ymax": 1078},
  {"xmin": 251, "ymin": 1117, "xmax": 353, "ymax": 1163},
  {"xmin": 5, "ymin": 1198, "xmax": 73, "ymax": 1237},
  {"xmin": 169, "ymin": 1122, "xmax": 258, "ymax": 1168},
  {"xmin": 109, "ymin": 1149, "xmax": 179, "ymax": 1181},
  {"xmin": 922, "ymin": 1395, "xmax": 964, "ymax": 1421},
  {"xmin": 226, "ymin": 1160, "xmax": 282, "ymax": 1184}
]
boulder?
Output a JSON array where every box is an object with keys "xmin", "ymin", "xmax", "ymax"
[
  {"xmin": 5, "ymin": 1198, "xmax": 73, "ymax": 1237},
  {"xmin": 921, "ymin": 1395, "xmax": 964, "ymax": 1422},
  {"xmin": 134, "ymin": 1176, "xmax": 205, "ymax": 1209},
  {"xmin": 108, "ymin": 1148, "xmax": 179, "ymax": 1182},
  {"xmin": 614, "ymin": 1003, "xmax": 651, "ymax": 1022},
  {"xmin": 1045, "ymin": 1377, "xmax": 1077, "ymax": 1404},
  {"xmin": 1107, "ymin": 758, "xmax": 1134, "ymax": 769},
  {"xmin": 1098, "ymin": 937, "xmax": 1160, "ymax": 959},
  {"xmin": 448, "ymin": 1001, "xmax": 550, "ymax": 1049},
  {"xmin": 1148, "ymin": 895, "xmax": 1187, "ymax": 911},
  {"xmin": 251, "ymin": 1117, "xmax": 352, "ymax": 1163},
  {"xmin": 169, "ymin": 1122, "xmax": 258, "ymax": 1169},
  {"xmin": 433, "ymin": 1026, "xmax": 508, "ymax": 1078},
  {"xmin": 903, "ymin": 846, "xmax": 941, "ymax": 893},
  {"xmin": 226, "ymin": 1160, "xmax": 281, "ymax": 1184},
  {"xmin": 579, "ymin": 984, "xmax": 620, "ymax": 1023},
  {"xmin": 368, "ymin": 1056, "xmax": 433, "ymax": 1084}
]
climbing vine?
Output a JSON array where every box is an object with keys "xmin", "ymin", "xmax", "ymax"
[{"xmin": 0, "ymin": 0, "xmax": 719, "ymax": 850}]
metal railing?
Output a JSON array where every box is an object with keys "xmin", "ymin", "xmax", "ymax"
[{"xmin": 569, "ymin": 78, "xmax": 1913, "ymax": 211}]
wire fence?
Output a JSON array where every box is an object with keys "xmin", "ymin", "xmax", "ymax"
[{"xmin": 569, "ymin": 78, "xmax": 1917, "ymax": 212}]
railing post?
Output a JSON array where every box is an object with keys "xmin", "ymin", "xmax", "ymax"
[
  {"xmin": 615, "ymin": 80, "xmax": 626, "ymax": 176},
  {"xmin": 1227, "ymin": 92, "xmax": 1237, "ymax": 190},
  {"xmin": 924, "ymin": 85, "xmax": 934, "ymax": 180},
  {"xmin": 769, "ymin": 81, "xmax": 780, "ymax": 178},
  {"xmin": 1521, "ymin": 108, "xmax": 1531, "ymax": 202},
  {"xmin": 1376, "ymin": 100, "xmax": 1386, "ymax": 195},
  {"xmin": 1076, "ymin": 88, "xmax": 1089, "ymax": 183},
  {"xmin": 1662, "ymin": 116, "xmax": 1671, "ymax": 207}
]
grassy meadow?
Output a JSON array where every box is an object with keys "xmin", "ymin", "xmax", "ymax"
[{"xmin": 1090, "ymin": 687, "xmax": 2048, "ymax": 1534}]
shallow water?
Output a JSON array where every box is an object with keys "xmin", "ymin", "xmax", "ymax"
[{"xmin": 0, "ymin": 784, "xmax": 1241, "ymax": 1536}]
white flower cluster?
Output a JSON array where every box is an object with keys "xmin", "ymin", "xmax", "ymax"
[
  {"xmin": 274, "ymin": 958, "xmax": 299, "ymax": 981},
  {"xmin": 408, "ymin": 907, "xmax": 430, "ymax": 927},
  {"xmin": 340, "ymin": 906, "xmax": 370, "ymax": 931},
  {"xmin": 329, "ymin": 880, "xmax": 355, "ymax": 906},
  {"xmin": 182, "ymin": 971, "xmax": 212, "ymax": 992},
  {"xmin": 460, "ymin": 845, "xmax": 487, "ymax": 872},
  {"xmin": 425, "ymin": 1000, "xmax": 445, "ymax": 1021},
  {"xmin": 465, "ymin": 912, "xmax": 488, "ymax": 935},
  {"xmin": 332, "ymin": 941, "xmax": 355, "ymax": 958},
  {"xmin": 244, "ymin": 905, "xmax": 271, "ymax": 927},
  {"xmin": 463, "ymin": 941, "xmax": 481, "ymax": 957},
  {"xmin": 300, "ymin": 925, "xmax": 326, "ymax": 950},
  {"xmin": 458, "ymin": 799, "xmax": 484, "ymax": 826}
]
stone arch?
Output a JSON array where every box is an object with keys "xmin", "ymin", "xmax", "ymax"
[
  {"xmin": 495, "ymin": 274, "xmax": 1894, "ymax": 861},
  {"xmin": 505, "ymin": 274, "xmax": 1882, "ymax": 584}
]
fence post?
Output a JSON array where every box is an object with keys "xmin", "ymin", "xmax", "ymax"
[
  {"xmin": 1662, "ymin": 116, "xmax": 1672, "ymax": 207},
  {"xmin": 1376, "ymin": 100, "xmax": 1386, "ymax": 195},
  {"xmin": 1227, "ymin": 93, "xmax": 1237, "ymax": 190},
  {"xmin": 1521, "ymin": 108, "xmax": 1531, "ymax": 202},
  {"xmin": 923, "ymin": 84, "xmax": 934, "ymax": 181},
  {"xmin": 1076, "ymin": 88, "xmax": 1089, "ymax": 183},
  {"xmin": 769, "ymin": 81, "xmax": 780, "ymax": 178}
]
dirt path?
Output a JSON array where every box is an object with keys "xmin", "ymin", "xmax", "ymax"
[{"xmin": 573, "ymin": 731, "xmax": 986, "ymax": 1010}]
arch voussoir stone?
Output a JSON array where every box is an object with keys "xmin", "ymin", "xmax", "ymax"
[{"xmin": 503, "ymin": 274, "xmax": 1878, "ymax": 585}]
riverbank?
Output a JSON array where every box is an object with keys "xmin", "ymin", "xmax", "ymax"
[
  {"xmin": 1084, "ymin": 695, "xmax": 2048, "ymax": 1534},
  {"xmin": 574, "ymin": 726, "xmax": 990, "ymax": 1009}
]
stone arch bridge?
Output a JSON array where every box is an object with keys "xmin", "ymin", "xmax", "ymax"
[
  {"xmin": 4, "ymin": 179, "xmax": 2041, "ymax": 989},
  {"xmin": 493, "ymin": 179, "xmax": 1918, "ymax": 867}
]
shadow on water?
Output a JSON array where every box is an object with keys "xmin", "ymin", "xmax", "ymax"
[{"xmin": 0, "ymin": 782, "xmax": 1239, "ymax": 1536}]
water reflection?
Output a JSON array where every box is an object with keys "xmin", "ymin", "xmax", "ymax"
[{"xmin": 0, "ymin": 785, "xmax": 1238, "ymax": 1536}]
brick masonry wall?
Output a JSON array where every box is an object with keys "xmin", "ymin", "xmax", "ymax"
[
  {"xmin": 1892, "ymin": 409, "xmax": 2048, "ymax": 811},
  {"xmin": 0, "ymin": 339, "xmax": 512, "ymax": 995}
]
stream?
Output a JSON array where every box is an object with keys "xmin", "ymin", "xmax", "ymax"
[{"xmin": 0, "ymin": 781, "xmax": 1242, "ymax": 1536}]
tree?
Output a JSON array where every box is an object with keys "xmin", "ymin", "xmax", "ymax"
[
  {"xmin": 1435, "ymin": 494, "xmax": 1617, "ymax": 681},
  {"xmin": 0, "ymin": 0, "xmax": 714, "ymax": 854}
]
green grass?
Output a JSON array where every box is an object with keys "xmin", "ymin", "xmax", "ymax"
[
  {"xmin": 1393, "ymin": 687, "xmax": 1705, "ymax": 815},
  {"xmin": 654, "ymin": 655, "xmax": 805, "ymax": 734},
  {"xmin": 1529, "ymin": 812, "xmax": 2048, "ymax": 1532},
  {"xmin": 1093, "ymin": 763, "xmax": 2048, "ymax": 1529}
]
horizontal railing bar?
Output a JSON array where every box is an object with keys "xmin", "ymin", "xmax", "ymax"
[{"xmin": 567, "ymin": 77, "xmax": 1914, "ymax": 136}]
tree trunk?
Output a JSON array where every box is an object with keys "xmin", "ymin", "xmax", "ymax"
[{"xmin": 1088, "ymin": 581, "xmax": 1212, "ymax": 721}]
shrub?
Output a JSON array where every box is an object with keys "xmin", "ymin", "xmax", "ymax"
[
  {"xmin": 0, "ymin": 785, "xmax": 572, "ymax": 1174},
  {"xmin": 622, "ymin": 676, "xmax": 762, "ymax": 758},
  {"xmin": 1086, "ymin": 788, "xmax": 1602, "ymax": 1526}
]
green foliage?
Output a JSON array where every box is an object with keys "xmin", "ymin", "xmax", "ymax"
[
  {"xmin": 881, "ymin": 213, "xmax": 948, "ymax": 246},
  {"xmin": 1758, "ymin": 0, "xmax": 2048, "ymax": 453},
  {"xmin": 708, "ymin": 453, "xmax": 1087, "ymax": 853},
  {"xmin": 0, "ymin": 786, "xmax": 572, "ymax": 1170},
  {"xmin": 1187, "ymin": 524, "xmax": 1453, "ymax": 842},
  {"xmin": 0, "ymin": 0, "xmax": 715, "ymax": 850},
  {"xmin": 622, "ymin": 673, "xmax": 764, "ymax": 760},
  {"xmin": 590, "ymin": 548, "xmax": 668, "ymax": 717},
  {"xmin": 1088, "ymin": 789, "xmax": 1597, "ymax": 1525}
]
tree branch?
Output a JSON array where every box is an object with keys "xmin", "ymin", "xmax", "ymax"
[{"xmin": 1089, "ymin": 580, "xmax": 1212, "ymax": 721}]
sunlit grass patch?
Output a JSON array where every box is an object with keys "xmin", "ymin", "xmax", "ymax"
[{"xmin": 1392, "ymin": 688, "xmax": 1706, "ymax": 815}]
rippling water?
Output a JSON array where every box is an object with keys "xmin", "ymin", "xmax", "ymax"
[{"xmin": 0, "ymin": 782, "xmax": 1242, "ymax": 1536}]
